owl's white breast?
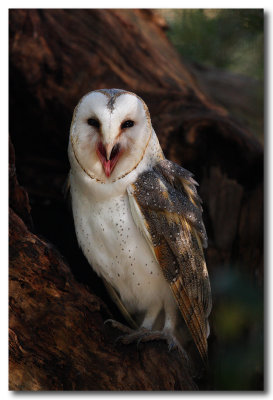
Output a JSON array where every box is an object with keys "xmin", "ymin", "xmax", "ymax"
[
  {"xmin": 71, "ymin": 187, "xmax": 168, "ymax": 313},
  {"xmin": 69, "ymin": 131, "xmax": 174, "ymax": 315}
]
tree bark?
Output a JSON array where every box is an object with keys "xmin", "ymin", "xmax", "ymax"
[
  {"xmin": 9, "ymin": 206, "xmax": 197, "ymax": 390},
  {"xmin": 9, "ymin": 9, "xmax": 263, "ymax": 390}
]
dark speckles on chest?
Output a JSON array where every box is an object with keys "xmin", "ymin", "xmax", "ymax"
[{"xmin": 75, "ymin": 194, "xmax": 162, "ymax": 290}]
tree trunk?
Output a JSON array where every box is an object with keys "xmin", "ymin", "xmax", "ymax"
[
  {"xmin": 9, "ymin": 9, "xmax": 263, "ymax": 390},
  {"xmin": 9, "ymin": 205, "xmax": 197, "ymax": 390}
]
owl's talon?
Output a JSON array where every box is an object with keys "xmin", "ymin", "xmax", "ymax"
[
  {"xmin": 104, "ymin": 319, "xmax": 113, "ymax": 325},
  {"xmin": 168, "ymin": 342, "xmax": 175, "ymax": 351},
  {"xmin": 136, "ymin": 335, "xmax": 145, "ymax": 349},
  {"xmin": 114, "ymin": 335, "xmax": 125, "ymax": 345},
  {"xmin": 104, "ymin": 319, "xmax": 133, "ymax": 334},
  {"xmin": 106, "ymin": 319, "xmax": 187, "ymax": 358},
  {"xmin": 164, "ymin": 336, "xmax": 189, "ymax": 363}
]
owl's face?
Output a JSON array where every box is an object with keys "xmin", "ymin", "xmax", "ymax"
[{"xmin": 69, "ymin": 89, "xmax": 152, "ymax": 182}]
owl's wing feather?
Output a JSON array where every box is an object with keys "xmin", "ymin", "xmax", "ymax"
[{"xmin": 127, "ymin": 159, "xmax": 212, "ymax": 363}]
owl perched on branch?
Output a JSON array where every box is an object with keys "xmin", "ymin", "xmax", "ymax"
[{"xmin": 68, "ymin": 89, "xmax": 212, "ymax": 364}]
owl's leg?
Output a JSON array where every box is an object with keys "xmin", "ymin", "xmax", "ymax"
[
  {"xmin": 128, "ymin": 299, "xmax": 188, "ymax": 357},
  {"xmin": 162, "ymin": 302, "xmax": 177, "ymax": 342},
  {"xmin": 134, "ymin": 308, "xmax": 178, "ymax": 347},
  {"xmin": 114, "ymin": 305, "xmax": 182, "ymax": 348},
  {"xmin": 160, "ymin": 303, "xmax": 189, "ymax": 361},
  {"xmin": 117, "ymin": 325, "xmax": 187, "ymax": 360},
  {"xmin": 107, "ymin": 304, "xmax": 160, "ymax": 345},
  {"xmin": 141, "ymin": 305, "xmax": 161, "ymax": 330},
  {"xmin": 106, "ymin": 305, "xmax": 186, "ymax": 357}
]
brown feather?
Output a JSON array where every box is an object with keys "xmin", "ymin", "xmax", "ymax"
[{"xmin": 130, "ymin": 159, "xmax": 212, "ymax": 363}]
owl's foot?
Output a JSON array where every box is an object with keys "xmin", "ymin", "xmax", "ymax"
[
  {"xmin": 115, "ymin": 327, "xmax": 154, "ymax": 347},
  {"xmin": 113, "ymin": 325, "xmax": 187, "ymax": 356},
  {"xmin": 105, "ymin": 319, "xmax": 158, "ymax": 346},
  {"xmin": 162, "ymin": 332, "xmax": 189, "ymax": 360},
  {"xmin": 104, "ymin": 319, "xmax": 134, "ymax": 334},
  {"xmin": 137, "ymin": 330, "xmax": 187, "ymax": 356},
  {"xmin": 141, "ymin": 331, "xmax": 189, "ymax": 364},
  {"xmin": 105, "ymin": 319, "xmax": 188, "ymax": 360}
]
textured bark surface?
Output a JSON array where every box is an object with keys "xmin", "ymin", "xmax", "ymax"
[
  {"xmin": 9, "ymin": 9, "xmax": 263, "ymax": 391},
  {"xmin": 9, "ymin": 139, "xmax": 32, "ymax": 229},
  {"xmin": 9, "ymin": 208, "xmax": 197, "ymax": 391}
]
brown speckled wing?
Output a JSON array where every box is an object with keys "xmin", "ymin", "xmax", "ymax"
[{"xmin": 128, "ymin": 159, "xmax": 212, "ymax": 363}]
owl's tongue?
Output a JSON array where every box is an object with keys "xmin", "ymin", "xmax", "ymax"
[
  {"xmin": 96, "ymin": 142, "xmax": 121, "ymax": 177},
  {"xmin": 103, "ymin": 160, "xmax": 111, "ymax": 177}
]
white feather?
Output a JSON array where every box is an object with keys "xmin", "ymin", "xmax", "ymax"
[{"xmin": 69, "ymin": 90, "xmax": 177, "ymax": 331}]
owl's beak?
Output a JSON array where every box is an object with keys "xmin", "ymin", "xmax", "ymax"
[
  {"xmin": 96, "ymin": 142, "xmax": 122, "ymax": 177},
  {"xmin": 105, "ymin": 143, "xmax": 113, "ymax": 161}
]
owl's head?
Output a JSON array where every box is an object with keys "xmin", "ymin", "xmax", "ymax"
[{"xmin": 69, "ymin": 89, "xmax": 152, "ymax": 182}]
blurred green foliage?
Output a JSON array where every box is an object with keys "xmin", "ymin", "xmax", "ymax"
[
  {"xmin": 164, "ymin": 9, "xmax": 264, "ymax": 80},
  {"xmin": 209, "ymin": 267, "xmax": 263, "ymax": 390},
  {"xmin": 160, "ymin": 9, "xmax": 264, "ymax": 142}
]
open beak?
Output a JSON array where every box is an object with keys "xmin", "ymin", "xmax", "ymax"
[{"xmin": 96, "ymin": 142, "xmax": 122, "ymax": 177}]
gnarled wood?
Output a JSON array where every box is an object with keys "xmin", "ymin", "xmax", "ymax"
[{"xmin": 9, "ymin": 207, "xmax": 197, "ymax": 391}]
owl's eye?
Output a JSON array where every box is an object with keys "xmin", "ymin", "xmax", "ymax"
[
  {"xmin": 121, "ymin": 120, "xmax": 134, "ymax": 129},
  {"xmin": 87, "ymin": 118, "xmax": 100, "ymax": 128}
]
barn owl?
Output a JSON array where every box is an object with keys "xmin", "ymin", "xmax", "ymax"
[{"xmin": 68, "ymin": 89, "xmax": 212, "ymax": 364}]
